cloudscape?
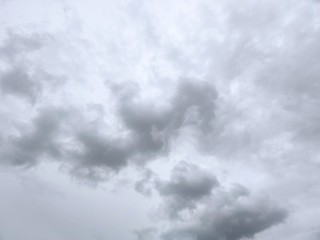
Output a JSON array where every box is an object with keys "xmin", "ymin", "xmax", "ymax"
[{"xmin": 0, "ymin": 0, "xmax": 320, "ymax": 239}]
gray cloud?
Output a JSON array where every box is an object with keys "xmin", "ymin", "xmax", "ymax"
[
  {"xmin": 0, "ymin": 66, "xmax": 41, "ymax": 103},
  {"xmin": 117, "ymin": 79, "xmax": 217, "ymax": 159},
  {"xmin": 157, "ymin": 163, "xmax": 218, "ymax": 199},
  {"xmin": 66, "ymin": 80, "xmax": 217, "ymax": 178},
  {"xmin": 1, "ymin": 0, "xmax": 319, "ymax": 239},
  {"xmin": 163, "ymin": 198, "xmax": 287, "ymax": 240},
  {"xmin": 156, "ymin": 162, "xmax": 218, "ymax": 218},
  {"xmin": 71, "ymin": 130, "xmax": 131, "ymax": 172},
  {"xmin": 51, "ymin": 80, "xmax": 216, "ymax": 177},
  {"xmin": 151, "ymin": 162, "xmax": 288, "ymax": 240},
  {"xmin": 0, "ymin": 79, "xmax": 217, "ymax": 178},
  {"xmin": 1, "ymin": 107, "xmax": 66, "ymax": 166},
  {"xmin": 0, "ymin": 31, "xmax": 45, "ymax": 62}
]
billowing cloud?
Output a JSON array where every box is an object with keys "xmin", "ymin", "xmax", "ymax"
[
  {"xmin": 163, "ymin": 198, "xmax": 287, "ymax": 240},
  {"xmin": 116, "ymin": 79, "xmax": 217, "ymax": 161},
  {"xmin": 1, "ymin": 79, "xmax": 217, "ymax": 179},
  {"xmin": 156, "ymin": 162, "xmax": 218, "ymax": 218},
  {"xmin": 0, "ymin": 66, "xmax": 41, "ymax": 102},
  {"xmin": 0, "ymin": 107, "xmax": 66, "ymax": 166},
  {"xmin": 152, "ymin": 162, "xmax": 288, "ymax": 240},
  {"xmin": 0, "ymin": 0, "xmax": 319, "ymax": 239}
]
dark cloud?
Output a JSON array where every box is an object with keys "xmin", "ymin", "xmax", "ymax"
[
  {"xmin": 152, "ymin": 163, "xmax": 288, "ymax": 240},
  {"xmin": 157, "ymin": 163, "xmax": 218, "ymax": 199},
  {"xmin": 71, "ymin": 130, "xmax": 131, "ymax": 172},
  {"xmin": 116, "ymin": 80, "xmax": 217, "ymax": 162},
  {"xmin": 170, "ymin": 80, "xmax": 217, "ymax": 133},
  {"xmin": 0, "ymin": 79, "xmax": 218, "ymax": 184},
  {"xmin": 63, "ymin": 80, "xmax": 217, "ymax": 178},
  {"xmin": 0, "ymin": 31, "xmax": 45, "ymax": 62},
  {"xmin": 156, "ymin": 162, "xmax": 218, "ymax": 218},
  {"xmin": 0, "ymin": 66, "xmax": 41, "ymax": 103},
  {"xmin": 163, "ymin": 198, "xmax": 287, "ymax": 240},
  {"xmin": 0, "ymin": 107, "xmax": 66, "ymax": 166},
  {"xmin": 0, "ymin": 78, "xmax": 217, "ymax": 177}
]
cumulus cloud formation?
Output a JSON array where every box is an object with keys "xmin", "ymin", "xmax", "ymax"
[
  {"xmin": 0, "ymin": 0, "xmax": 320, "ymax": 239},
  {"xmin": 163, "ymin": 198, "xmax": 287, "ymax": 240},
  {"xmin": 0, "ymin": 66, "xmax": 40, "ymax": 102},
  {"xmin": 152, "ymin": 162, "xmax": 288, "ymax": 240},
  {"xmin": 1, "ymin": 79, "xmax": 217, "ymax": 179},
  {"xmin": 0, "ymin": 107, "xmax": 66, "ymax": 166},
  {"xmin": 115, "ymin": 79, "xmax": 217, "ymax": 160},
  {"xmin": 156, "ymin": 162, "xmax": 219, "ymax": 217}
]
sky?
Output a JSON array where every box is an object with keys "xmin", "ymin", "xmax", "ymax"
[{"xmin": 0, "ymin": 0, "xmax": 320, "ymax": 239}]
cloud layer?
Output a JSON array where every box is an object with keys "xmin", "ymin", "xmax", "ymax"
[{"xmin": 0, "ymin": 0, "xmax": 320, "ymax": 239}]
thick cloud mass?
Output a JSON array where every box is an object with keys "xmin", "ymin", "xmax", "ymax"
[
  {"xmin": 0, "ymin": 79, "xmax": 217, "ymax": 178},
  {"xmin": 72, "ymin": 130, "xmax": 131, "ymax": 171},
  {"xmin": 0, "ymin": 67, "xmax": 40, "ymax": 102},
  {"xmin": 158, "ymin": 163, "xmax": 218, "ymax": 200},
  {"xmin": 164, "ymin": 200, "xmax": 287, "ymax": 240},
  {"xmin": 1, "ymin": 107, "xmax": 65, "ymax": 166},
  {"xmin": 156, "ymin": 162, "xmax": 219, "ymax": 218},
  {"xmin": 0, "ymin": 0, "xmax": 320, "ymax": 239},
  {"xmin": 154, "ymin": 162, "xmax": 288, "ymax": 240},
  {"xmin": 116, "ymin": 80, "xmax": 217, "ymax": 160}
]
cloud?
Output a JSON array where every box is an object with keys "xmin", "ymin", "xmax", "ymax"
[
  {"xmin": 0, "ymin": 66, "xmax": 41, "ymax": 103},
  {"xmin": 0, "ymin": 107, "xmax": 66, "ymax": 166},
  {"xmin": 69, "ymin": 79, "xmax": 217, "ymax": 178},
  {"xmin": 116, "ymin": 79, "xmax": 217, "ymax": 158},
  {"xmin": 149, "ymin": 162, "xmax": 288, "ymax": 240},
  {"xmin": 71, "ymin": 130, "xmax": 131, "ymax": 172},
  {"xmin": 163, "ymin": 197, "xmax": 287, "ymax": 240},
  {"xmin": 0, "ymin": 31, "xmax": 45, "ymax": 61},
  {"xmin": 0, "ymin": 31, "xmax": 59, "ymax": 103},
  {"xmin": 157, "ymin": 163, "xmax": 218, "ymax": 199},
  {"xmin": 0, "ymin": 0, "xmax": 320, "ymax": 239},
  {"xmin": 0, "ymin": 79, "xmax": 217, "ymax": 179},
  {"xmin": 134, "ymin": 227, "xmax": 158, "ymax": 240},
  {"xmin": 156, "ymin": 162, "xmax": 218, "ymax": 218},
  {"xmin": 135, "ymin": 169, "xmax": 156, "ymax": 197}
]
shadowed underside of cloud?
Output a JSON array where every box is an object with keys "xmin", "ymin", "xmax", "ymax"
[
  {"xmin": 73, "ymin": 80, "xmax": 216, "ymax": 177},
  {"xmin": 163, "ymin": 200, "xmax": 287, "ymax": 240},
  {"xmin": 117, "ymin": 80, "xmax": 217, "ymax": 158},
  {"xmin": 0, "ymin": 31, "xmax": 45, "ymax": 60},
  {"xmin": 152, "ymin": 162, "xmax": 288, "ymax": 240},
  {"xmin": 0, "ymin": 66, "xmax": 41, "ymax": 103},
  {"xmin": 0, "ymin": 79, "xmax": 217, "ymax": 177},
  {"xmin": 156, "ymin": 161, "xmax": 219, "ymax": 218},
  {"xmin": 0, "ymin": 107, "xmax": 66, "ymax": 166}
]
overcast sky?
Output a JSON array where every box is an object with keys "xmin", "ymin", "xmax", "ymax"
[{"xmin": 0, "ymin": 0, "xmax": 320, "ymax": 239}]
